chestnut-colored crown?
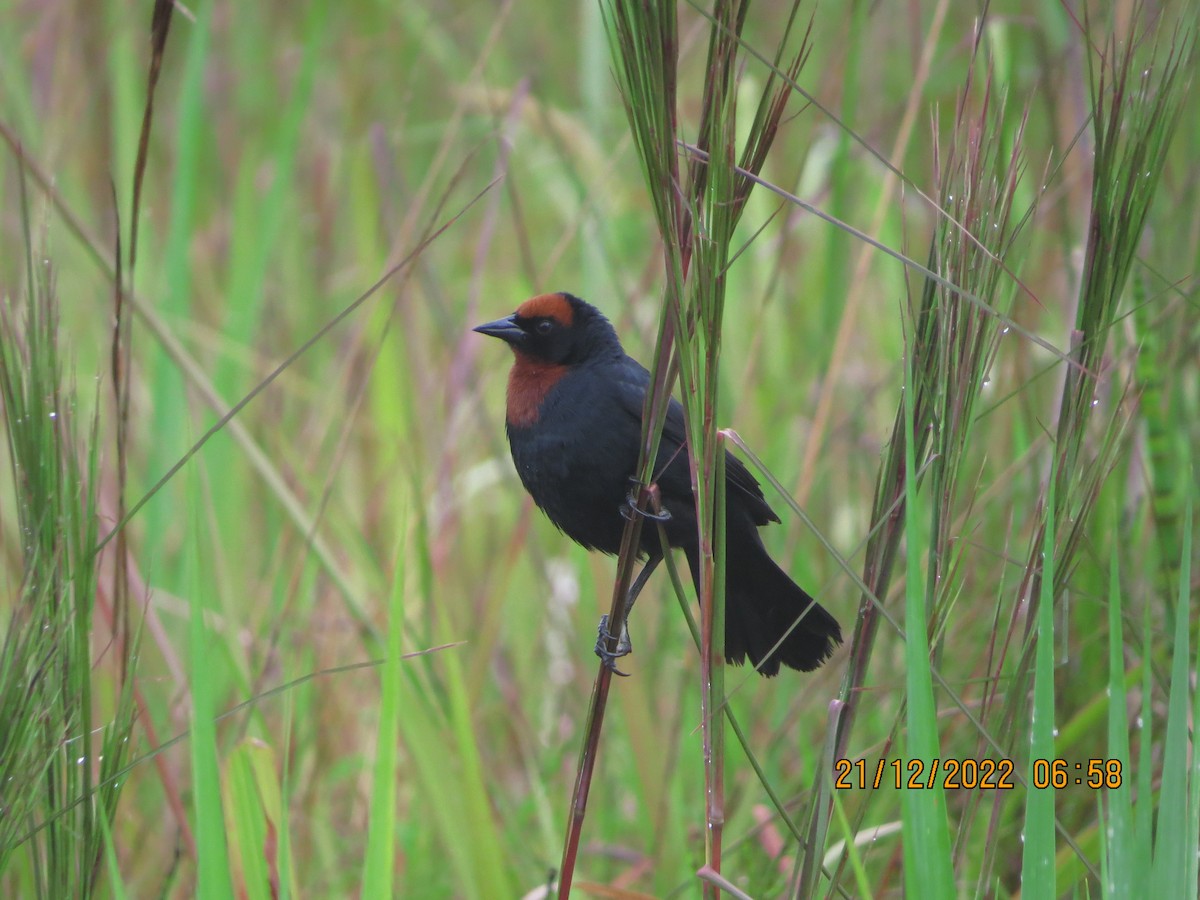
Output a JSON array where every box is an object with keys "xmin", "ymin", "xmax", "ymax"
[{"xmin": 514, "ymin": 292, "xmax": 575, "ymax": 326}]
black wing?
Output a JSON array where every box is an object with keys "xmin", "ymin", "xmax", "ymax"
[{"xmin": 609, "ymin": 356, "xmax": 780, "ymax": 527}]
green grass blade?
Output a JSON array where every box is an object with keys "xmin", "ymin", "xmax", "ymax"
[
  {"xmin": 188, "ymin": 460, "xmax": 234, "ymax": 900},
  {"xmin": 1100, "ymin": 526, "xmax": 1136, "ymax": 898},
  {"xmin": 362, "ymin": 521, "xmax": 407, "ymax": 897},
  {"xmin": 1021, "ymin": 474, "xmax": 1057, "ymax": 899},
  {"xmin": 900, "ymin": 348, "xmax": 954, "ymax": 900},
  {"xmin": 223, "ymin": 740, "xmax": 273, "ymax": 900},
  {"xmin": 145, "ymin": 0, "xmax": 210, "ymax": 566},
  {"xmin": 1150, "ymin": 492, "xmax": 1194, "ymax": 898}
]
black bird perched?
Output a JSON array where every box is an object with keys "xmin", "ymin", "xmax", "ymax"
[{"xmin": 474, "ymin": 292, "xmax": 840, "ymax": 676}]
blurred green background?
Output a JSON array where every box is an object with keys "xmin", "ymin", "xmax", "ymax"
[{"xmin": 1, "ymin": 0, "xmax": 1196, "ymax": 896}]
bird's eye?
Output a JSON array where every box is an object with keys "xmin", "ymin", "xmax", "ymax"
[{"xmin": 536, "ymin": 320, "xmax": 554, "ymax": 335}]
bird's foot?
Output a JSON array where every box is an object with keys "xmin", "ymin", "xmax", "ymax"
[
  {"xmin": 621, "ymin": 482, "xmax": 672, "ymax": 523},
  {"xmin": 595, "ymin": 615, "xmax": 633, "ymax": 676}
]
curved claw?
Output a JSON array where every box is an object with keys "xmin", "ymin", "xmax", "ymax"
[
  {"xmin": 595, "ymin": 615, "xmax": 632, "ymax": 677},
  {"xmin": 620, "ymin": 490, "xmax": 672, "ymax": 523}
]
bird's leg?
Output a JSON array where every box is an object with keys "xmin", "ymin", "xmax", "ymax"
[{"xmin": 595, "ymin": 554, "xmax": 662, "ymax": 676}]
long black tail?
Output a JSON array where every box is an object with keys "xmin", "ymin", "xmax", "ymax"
[{"xmin": 687, "ymin": 534, "xmax": 841, "ymax": 677}]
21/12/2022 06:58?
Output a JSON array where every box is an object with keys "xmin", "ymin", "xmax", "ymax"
[{"xmin": 834, "ymin": 757, "xmax": 1124, "ymax": 790}]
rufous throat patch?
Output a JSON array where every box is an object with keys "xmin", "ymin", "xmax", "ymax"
[{"xmin": 506, "ymin": 353, "xmax": 568, "ymax": 427}]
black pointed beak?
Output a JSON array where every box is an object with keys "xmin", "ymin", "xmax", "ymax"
[{"xmin": 472, "ymin": 314, "xmax": 525, "ymax": 345}]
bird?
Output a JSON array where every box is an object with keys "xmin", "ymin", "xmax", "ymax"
[{"xmin": 474, "ymin": 291, "xmax": 841, "ymax": 676}]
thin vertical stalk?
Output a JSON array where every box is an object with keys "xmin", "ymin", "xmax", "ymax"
[{"xmin": 570, "ymin": 2, "xmax": 815, "ymax": 894}]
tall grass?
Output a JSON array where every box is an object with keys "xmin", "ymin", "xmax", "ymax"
[
  {"xmin": 0, "ymin": 184, "xmax": 137, "ymax": 895},
  {"xmin": 0, "ymin": 0, "xmax": 1196, "ymax": 896},
  {"xmin": 584, "ymin": 2, "xmax": 821, "ymax": 894}
]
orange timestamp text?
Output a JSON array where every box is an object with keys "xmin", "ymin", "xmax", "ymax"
[
  {"xmin": 834, "ymin": 757, "xmax": 1125, "ymax": 790},
  {"xmin": 834, "ymin": 757, "xmax": 1016, "ymax": 790},
  {"xmin": 1030, "ymin": 758, "xmax": 1123, "ymax": 789}
]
